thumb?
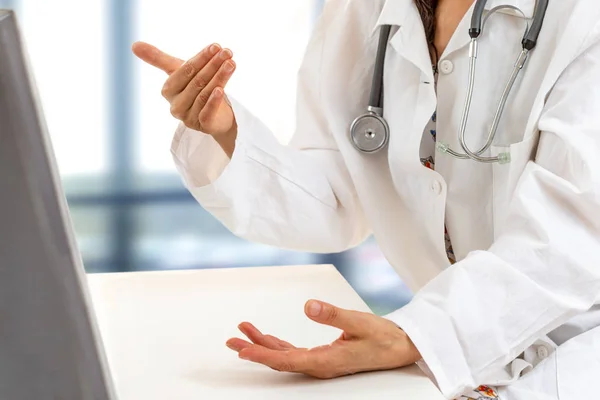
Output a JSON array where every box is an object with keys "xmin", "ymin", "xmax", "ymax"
[
  {"xmin": 132, "ymin": 41, "xmax": 184, "ymax": 75},
  {"xmin": 304, "ymin": 300, "xmax": 371, "ymax": 336}
]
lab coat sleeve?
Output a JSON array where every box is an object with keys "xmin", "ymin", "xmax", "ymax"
[
  {"xmin": 170, "ymin": 7, "xmax": 369, "ymax": 253},
  {"xmin": 386, "ymin": 28, "xmax": 600, "ymax": 398}
]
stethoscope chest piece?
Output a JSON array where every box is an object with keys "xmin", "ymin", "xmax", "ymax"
[{"xmin": 350, "ymin": 108, "xmax": 390, "ymax": 153}]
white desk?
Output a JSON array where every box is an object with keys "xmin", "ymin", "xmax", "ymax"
[{"xmin": 88, "ymin": 265, "xmax": 444, "ymax": 399}]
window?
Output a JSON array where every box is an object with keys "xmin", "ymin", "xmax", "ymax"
[
  {"xmin": 19, "ymin": 0, "xmax": 109, "ymax": 178},
  {"xmin": 5, "ymin": 0, "xmax": 412, "ymax": 314},
  {"xmin": 136, "ymin": 0, "xmax": 316, "ymax": 172}
]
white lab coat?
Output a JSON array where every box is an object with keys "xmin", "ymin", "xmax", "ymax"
[{"xmin": 170, "ymin": 0, "xmax": 600, "ymax": 398}]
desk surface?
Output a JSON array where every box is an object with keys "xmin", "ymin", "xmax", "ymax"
[{"xmin": 87, "ymin": 265, "xmax": 443, "ymax": 399}]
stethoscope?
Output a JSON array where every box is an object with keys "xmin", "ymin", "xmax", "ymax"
[{"xmin": 349, "ymin": 0, "xmax": 549, "ymax": 163}]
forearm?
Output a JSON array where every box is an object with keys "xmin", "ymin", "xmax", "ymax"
[{"xmin": 170, "ymin": 96, "xmax": 370, "ymax": 253}]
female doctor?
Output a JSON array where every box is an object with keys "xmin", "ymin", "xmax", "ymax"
[{"xmin": 132, "ymin": 0, "xmax": 600, "ymax": 398}]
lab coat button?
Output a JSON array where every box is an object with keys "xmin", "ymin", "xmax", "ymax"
[
  {"xmin": 536, "ymin": 346, "xmax": 549, "ymax": 360},
  {"xmin": 440, "ymin": 60, "xmax": 454, "ymax": 74},
  {"xmin": 431, "ymin": 180, "xmax": 442, "ymax": 195}
]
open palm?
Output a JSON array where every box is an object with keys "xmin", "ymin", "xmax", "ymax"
[{"xmin": 226, "ymin": 300, "xmax": 421, "ymax": 378}]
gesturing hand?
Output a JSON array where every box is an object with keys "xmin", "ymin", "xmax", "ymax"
[
  {"xmin": 226, "ymin": 300, "xmax": 421, "ymax": 378},
  {"xmin": 132, "ymin": 41, "xmax": 236, "ymax": 138}
]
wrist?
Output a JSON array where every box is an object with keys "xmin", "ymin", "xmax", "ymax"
[
  {"xmin": 404, "ymin": 330, "xmax": 422, "ymax": 364},
  {"xmin": 397, "ymin": 329, "xmax": 422, "ymax": 365},
  {"xmin": 212, "ymin": 122, "xmax": 237, "ymax": 159}
]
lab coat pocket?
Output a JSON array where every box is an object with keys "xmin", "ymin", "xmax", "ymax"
[
  {"xmin": 491, "ymin": 133, "xmax": 540, "ymax": 238},
  {"xmin": 555, "ymin": 326, "xmax": 600, "ymax": 400}
]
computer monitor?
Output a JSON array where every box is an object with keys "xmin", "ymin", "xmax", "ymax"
[{"xmin": 0, "ymin": 10, "xmax": 116, "ymax": 400}]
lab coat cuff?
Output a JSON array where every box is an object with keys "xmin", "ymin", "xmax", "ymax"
[
  {"xmin": 169, "ymin": 96, "xmax": 264, "ymax": 200},
  {"xmin": 385, "ymin": 301, "xmax": 473, "ymax": 399},
  {"xmin": 171, "ymin": 126, "xmax": 249, "ymax": 205}
]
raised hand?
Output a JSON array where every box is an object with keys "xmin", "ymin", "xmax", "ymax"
[{"xmin": 132, "ymin": 41, "xmax": 237, "ymax": 138}]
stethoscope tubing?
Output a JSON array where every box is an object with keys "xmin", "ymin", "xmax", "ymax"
[{"xmin": 351, "ymin": 0, "xmax": 550, "ymax": 164}]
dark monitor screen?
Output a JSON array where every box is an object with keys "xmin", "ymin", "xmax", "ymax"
[{"xmin": 0, "ymin": 10, "xmax": 115, "ymax": 400}]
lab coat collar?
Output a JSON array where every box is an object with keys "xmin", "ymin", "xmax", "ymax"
[
  {"xmin": 371, "ymin": 0, "xmax": 413, "ymax": 33},
  {"xmin": 441, "ymin": 0, "xmax": 534, "ymax": 59},
  {"xmin": 371, "ymin": 0, "xmax": 535, "ymax": 77},
  {"xmin": 371, "ymin": 0, "xmax": 432, "ymax": 79},
  {"xmin": 371, "ymin": 0, "xmax": 535, "ymax": 35}
]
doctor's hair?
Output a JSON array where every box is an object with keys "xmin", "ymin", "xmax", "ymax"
[{"xmin": 414, "ymin": 0, "xmax": 439, "ymax": 68}]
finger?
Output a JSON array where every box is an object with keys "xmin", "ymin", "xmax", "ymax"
[
  {"xmin": 304, "ymin": 300, "xmax": 373, "ymax": 337},
  {"xmin": 178, "ymin": 49, "xmax": 233, "ymax": 113},
  {"xmin": 132, "ymin": 41, "xmax": 183, "ymax": 74},
  {"xmin": 197, "ymin": 87, "xmax": 225, "ymax": 128},
  {"xmin": 225, "ymin": 337, "xmax": 253, "ymax": 352},
  {"xmin": 238, "ymin": 322, "xmax": 296, "ymax": 350},
  {"xmin": 193, "ymin": 61, "xmax": 235, "ymax": 123},
  {"xmin": 239, "ymin": 345, "xmax": 349, "ymax": 378},
  {"xmin": 237, "ymin": 322, "xmax": 265, "ymax": 342},
  {"xmin": 238, "ymin": 345, "xmax": 313, "ymax": 374},
  {"xmin": 164, "ymin": 44, "xmax": 225, "ymax": 98}
]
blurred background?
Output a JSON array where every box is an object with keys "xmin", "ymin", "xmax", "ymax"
[{"xmin": 1, "ymin": 0, "xmax": 412, "ymax": 314}]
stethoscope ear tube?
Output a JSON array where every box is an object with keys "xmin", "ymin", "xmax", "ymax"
[
  {"xmin": 469, "ymin": 0, "xmax": 489, "ymax": 38},
  {"xmin": 471, "ymin": 0, "xmax": 550, "ymax": 50},
  {"xmin": 445, "ymin": 0, "xmax": 550, "ymax": 163},
  {"xmin": 522, "ymin": 0, "xmax": 549, "ymax": 50}
]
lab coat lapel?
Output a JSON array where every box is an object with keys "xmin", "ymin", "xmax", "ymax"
[
  {"xmin": 373, "ymin": 2, "xmax": 448, "ymax": 274},
  {"xmin": 372, "ymin": 0, "xmax": 437, "ymax": 165}
]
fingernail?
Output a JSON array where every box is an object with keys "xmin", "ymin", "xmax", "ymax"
[
  {"xmin": 224, "ymin": 61, "xmax": 234, "ymax": 72},
  {"xmin": 220, "ymin": 49, "xmax": 232, "ymax": 59},
  {"xmin": 239, "ymin": 353, "xmax": 249, "ymax": 360},
  {"xmin": 209, "ymin": 44, "xmax": 220, "ymax": 54},
  {"xmin": 307, "ymin": 301, "xmax": 322, "ymax": 317},
  {"xmin": 226, "ymin": 343, "xmax": 239, "ymax": 351}
]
